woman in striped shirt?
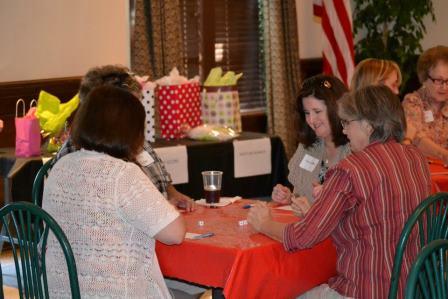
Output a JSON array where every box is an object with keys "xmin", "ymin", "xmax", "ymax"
[{"xmin": 248, "ymin": 85, "xmax": 431, "ymax": 299}]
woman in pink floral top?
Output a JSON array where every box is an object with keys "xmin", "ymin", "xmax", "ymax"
[{"xmin": 402, "ymin": 45, "xmax": 448, "ymax": 164}]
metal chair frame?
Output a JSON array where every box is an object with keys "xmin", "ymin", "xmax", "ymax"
[
  {"xmin": 405, "ymin": 239, "xmax": 448, "ymax": 299},
  {"xmin": 0, "ymin": 201, "xmax": 80, "ymax": 298},
  {"xmin": 389, "ymin": 192, "xmax": 448, "ymax": 299},
  {"xmin": 31, "ymin": 158, "xmax": 54, "ymax": 207}
]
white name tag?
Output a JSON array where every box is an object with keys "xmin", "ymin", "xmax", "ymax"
[
  {"xmin": 299, "ymin": 154, "xmax": 320, "ymax": 172},
  {"xmin": 424, "ymin": 110, "xmax": 434, "ymax": 123},
  {"xmin": 154, "ymin": 146, "xmax": 188, "ymax": 184},
  {"xmin": 135, "ymin": 151, "xmax": 155, "ymax": 167}
]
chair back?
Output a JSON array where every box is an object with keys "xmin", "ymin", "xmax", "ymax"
[
  {"xmin": 388, "ymin": 192, "xmax": 448, "ymax": 299},
  {"xmin": 31, "ymin": 158, "xmax": 54, "ymax": 207},
  {"xmin": 0, "ymin": 201, "xmax": 80, "ymax": 299},
  {"xmin": 405, "ymin": 239, "xmax": 448, "ymax": 299}
]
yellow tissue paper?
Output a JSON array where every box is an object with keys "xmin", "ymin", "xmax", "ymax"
[
  {"xmin": 36, "ymin": 91, "xmax": 80, "ymax": 136},
  {"xmin": 204, "ymin": 67, "xmax": 242, "ymax": 86}
]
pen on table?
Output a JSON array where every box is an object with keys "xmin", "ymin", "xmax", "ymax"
[
  {"xmin": 242, "ymin": 204, "xmax": 253, "ymax": 209},
  {"xmin": 193, "ymin": 232, "xmax": 215, "ymax": 239}
]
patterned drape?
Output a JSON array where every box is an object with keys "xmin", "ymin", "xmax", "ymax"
[
  {"xmin": 131, "ymin": 0, "xmax": 184, "ymax": 79},
  {"xmin": 260, "ymin": 0, "xmax": 301, "ymax": 158}
]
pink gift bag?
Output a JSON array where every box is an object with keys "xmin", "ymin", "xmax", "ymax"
[{"xmin": 15, "ymin": 99, "xmax": 41, "ymax": 157}]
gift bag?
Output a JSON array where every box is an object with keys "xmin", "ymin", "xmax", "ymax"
[
  {"xmin": 201, "ymin": 86, "xmax": 242, "ymax": 132},
  {"xmin": 15, "ymin": 99, "xmax": 41, "ymax": 157},
  {"xmin": 157, "ymin": 82, "xmax": 202, "ymax": 139},
  {"xmin": 136, "ymin": 76, "xmax": 156, "ymax": 142}
]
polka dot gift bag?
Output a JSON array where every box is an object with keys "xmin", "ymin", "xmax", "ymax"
[
  {"xmin": 135, "ymin": 75, "xmax": 156, "ymax": 143},
  {"xmin": 156, "ymin": 68, "xmax": 202, "ymax": 140}
]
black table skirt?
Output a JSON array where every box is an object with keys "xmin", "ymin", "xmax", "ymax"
[
  {"xmin": 153, "ymin": 132, "xmax": 289, "ymax": 199},
  {"xmin": 0, "ymin": 132, "xmax": 289, "ymax": 205}
]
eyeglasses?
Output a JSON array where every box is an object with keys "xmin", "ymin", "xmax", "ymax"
[
  {"xmin": 340, "ymin": 119, "xmax": 359, "ymax": 128},
  {"xmin": 427, "ymin": 74, "xmax": 448, "ymax": 87}
]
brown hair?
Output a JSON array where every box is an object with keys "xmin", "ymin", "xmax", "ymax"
[
  {"xmin": 71, "ymin": 86, "xmax": 145, "ymax": 161},
  {"xmin": 297, "ymin": 74, "xmax": 349, "ymax": 148},
  {"xmin": 350, "ymin": 58, "xmax": 402, "ymax": 91},
  {"xmin": 79, "ymin": 65, "xmax": 141, "ymax": 102},
  {"xmin": 339, "ymin": 85, "xmax": 406, "ymax": 143},
  {"xmin": 417, "ymin": 45, "xmax": 448, "ymax": 83}
]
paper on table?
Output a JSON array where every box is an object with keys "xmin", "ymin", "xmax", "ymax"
[
  {"xmin": 195, "ymin": 196, "xmax": 242, "ymax": 207},
  {"xmin": 233, "ymin": 138, "xmax": 271, "ymax": 178},
  {"xmin": 154, "ymin": 146, "xmax": 188, "ymax": 184}
]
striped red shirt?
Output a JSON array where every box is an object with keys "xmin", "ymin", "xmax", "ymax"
[{"xmin": 283, "ymin": 140, "xmax": 431, "ymax": 299}]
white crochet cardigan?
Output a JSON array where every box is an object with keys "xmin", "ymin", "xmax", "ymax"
[{"xmin": 43, "ymin": 150, "xmax": 179, "ymax": 298}]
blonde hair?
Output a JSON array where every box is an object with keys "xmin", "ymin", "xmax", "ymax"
[{"xmin": 350, "ymin": 58, "xmax": 402, "ymax": 91}]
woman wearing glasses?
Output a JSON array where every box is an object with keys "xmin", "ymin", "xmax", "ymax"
[
  {"xmin": 271, "ymin": 75, "xmax": 350, "ymax": 216},
  {"xmin": 402, "ymin": 45, "xmax": 448, "ymax": 164},
  {"xmin": 249, "ymin": 86, "xmax": 431, "ymax": 298}
]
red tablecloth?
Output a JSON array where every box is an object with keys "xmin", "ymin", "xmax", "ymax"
[
  {"xmin": 429, "ymin": 160, "xmax": 448, "ymax": 192},
  {"xmin": 156, "ymin": 200, "xmax": 337, "ymax": 299}
]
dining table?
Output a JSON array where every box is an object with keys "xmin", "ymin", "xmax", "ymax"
[
  {"xmin": 155, "ymin": 199, "xmax": 337, "ymax": 299},
  {"xmin": 428, "ymin": 159, "xmax": 448, "ymax": 192}
]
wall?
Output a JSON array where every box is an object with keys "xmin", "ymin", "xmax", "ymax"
[
  {"xmin": 296, "ymin": 0, "xmax": 448, "ymax": 59},
  {"xmin": 0, "ymin": 0, "xmax": 129, "ymax": 82}
]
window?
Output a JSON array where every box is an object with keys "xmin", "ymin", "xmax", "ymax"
[{"xmin": 181, "ymin": 0, "xmax": 266, "ymax": 112}]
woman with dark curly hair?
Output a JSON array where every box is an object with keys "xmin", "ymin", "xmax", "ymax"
[{"xmin": 271, "ymin": 75, "xmax": 350, "ymax": 216}]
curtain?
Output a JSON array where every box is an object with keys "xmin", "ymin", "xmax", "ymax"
[
  {"xmin": 260, "ymin": 0, "xmax": 301, "ymax": 158},
  {"xmin": 131, "ymin": 0, "xmax": 184, "ymax": 134},
  {"xmin": 131, "ymin": 0, "xmax": 184, "ymax": 79}
]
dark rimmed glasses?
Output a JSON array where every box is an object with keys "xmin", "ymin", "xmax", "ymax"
[{"xmin": 428, "ymin": 74, "xmax": 448, "ymax": 87}]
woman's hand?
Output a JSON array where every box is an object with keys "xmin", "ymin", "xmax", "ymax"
[
  {"xmin": 248, "ymin": 202, "xmax": 271, "ymax": 232},
  {"xmin": 311, "ymin": 182, "xmax": 323, "ymax": 199},
  {"xmin": 291, "ymin": 196, "xmax": 311, "ymax": 218},
  {"xmin": 167, "ymin": 185, "xmax": 196, "ymax": 212},
  {"xmin": 271, "ymin": 184, "xmax": 292, "ymax": 204}
]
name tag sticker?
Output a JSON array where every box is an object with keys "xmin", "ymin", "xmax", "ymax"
[
  {"xmin": 299, "ymin": 154, "xmax": 320, "ymax": 172},
  {"xmin": 136, "ymin": 151, "xmax": 155, "ymax": 167},
  {"xmin": 424, "ymin": 110, "xmax": 434, "ymax": 123}
]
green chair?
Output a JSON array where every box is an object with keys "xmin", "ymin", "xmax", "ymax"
[
  {"xmin": 388, "ymin": 192, "xmax": 448, "ymax": 299},
  {"xmin": 0, "ymin": 201, "xmax": 80, "ymax": 299},
  {"xmin": 31, "ymin": 158, "xmax": 54, "ymax": 207},
  {"xmin": 405, "ymin": 239, "xmax": 448, "ymax": 299}
]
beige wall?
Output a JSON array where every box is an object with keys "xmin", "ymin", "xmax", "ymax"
[
  {"xmin": 296, "ymin": 0, "xmax": 448, "ymax": 59},
  {"xmin": 0, "ymin": 0, "xmax": 129, "ymax": 82}
]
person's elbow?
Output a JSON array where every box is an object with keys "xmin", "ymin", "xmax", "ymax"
[{"xmin": 155, "ymin": 216, "xmax": 186, "ymax": 245}]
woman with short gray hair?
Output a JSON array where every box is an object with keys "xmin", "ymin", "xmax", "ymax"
[{"xmin": 248, "ymin": 85, "xmax": 431, "ymax": 298}]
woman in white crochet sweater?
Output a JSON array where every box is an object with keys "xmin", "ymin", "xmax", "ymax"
[{"xmin": 43, "ymin": 86, "xmax": 186, "ymax": 298}]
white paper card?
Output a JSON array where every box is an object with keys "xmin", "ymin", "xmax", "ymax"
[
  {"xmin": 424, "ymin": 110, "xmax": 434, "ymax": 122},
  {"xmin": 233, "ymin": 138, "xmax": 271, "ymax": 178},
  {"xmin": 154, "ymin": 146, "xmax": 188, "ymax": 184},
  {"xmin": 299, "ymin": 154, "xmax": 320, "ymax": 172}
]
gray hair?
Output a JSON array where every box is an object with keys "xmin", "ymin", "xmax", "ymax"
[{"xmin": 338, "ymin": 85, "xmax": 406, "ymax": 143}]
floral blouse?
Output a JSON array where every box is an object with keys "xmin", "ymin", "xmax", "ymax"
[{"xmin": 402, "ymin": 87, "xmax": 448, "ymax": 148}]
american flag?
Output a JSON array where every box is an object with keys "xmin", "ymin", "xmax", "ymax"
[{"xmin": 313, "ymin": 0, "xmax": 355, "ymax": 86}]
